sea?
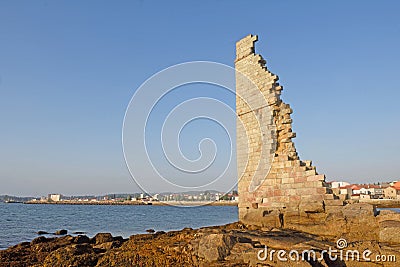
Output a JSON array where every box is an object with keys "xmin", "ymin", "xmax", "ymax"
[{"xmin": 0, "ymin": 203, "xmax": 238, "ymax": 250}]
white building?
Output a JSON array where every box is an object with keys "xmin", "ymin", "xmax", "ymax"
[
  {"xmin": 331, "ymin": 181, "xmax": 350, "ymax": 189},
  {"xmin": 360, "ymin": 194, "xmax": 371, "ymax": 200},
  {"xmin": 339, "ymin": 187, "xmax": 352, "ymax": 196},
  {"xmin": 48, "ymin": 194, "xmax": 61, "ymax": 202}
]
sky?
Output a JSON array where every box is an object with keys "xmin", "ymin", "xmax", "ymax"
[{"xmin": 0, "ymin": 1, "xmax": 399, "ymax": 196}]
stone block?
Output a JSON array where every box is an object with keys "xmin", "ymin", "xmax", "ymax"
[
  {"xmin": 316, "ymin": 187, "xmax": 329, "ymax": 194},
  {"xmin": 324, "ymin": 194, "xmax": 335, "ymax": 200},
  {"xmin": 299, "ymin": 200, "xmax": 324, "ymax": 213},
  {"xmin": 294, "ymin": 176, "xmax": 307, "ymax": 183},
  {"xmin": 306, "ymin": 174, "xmax": 325, "ymax": 182},
  {"xmin": 324, "ymin": 199, "xmax": 344, "ymax": 206},
  {"xmin": 324, "ymin": 205, "xmax": 343, "ymax": 214},
  {"xmin": 301, "ymin": 194, "xmax": 324, "ymax": 202},
  {"xmin": 305, "ymin": 169, "xmax": 317, "ymax": 176}
]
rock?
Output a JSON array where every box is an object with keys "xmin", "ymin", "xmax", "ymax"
[
  {"xmin": 155, "ymin": 231, "xmax": 166, "ymax": 236},
  {"xmin": 197, "ymin": 233, "xmax": 236, "ymax": 262},
  {"xmin": 243, "ymin": 208, "xmax": 282, "ymax": 228},
  {"xmin": 379, "ymin": 220, "xmax": 400, "ymax": 244},
  {"xmin": 377, "ymin": 209, "xmax": 400, "ymax": 222},
  {"xmin": 93, "ymin": 241, "xmax": 123, "ymax": 251},
  {"xmin": 54, "ymin": 229, "xmax": 68, "ymax": 235},
  {"xmin": 92, "ymin": 233, "xmax": 113, "ymax": 244},
  {"xmin": 146, "ymin": 229, "xmax": 155, "ymax": 233},
  {"xmin": 72, "ymin": 235, "xmax": 90, "ymax": 244},
  {"xmin": 113, "ymin": 236, "xmax": 124, "ymax": 242},
  {"xmin": 37, "ymin": 230, "xmax": 49, "ymax": 235},
  {"xmin": 224, "ymin": 242, "xmax": 254, "ymax": 262},
  {"xmin": 342, "ymin": 203, "xmax": 376, "ymax": 218},
  {"xmin": 42, "ymin": 243, "xmax": 98, "ymax": 266},
  {"xmin": 31, "ymin": 236, "xmax": 47, "ymax": 244}
]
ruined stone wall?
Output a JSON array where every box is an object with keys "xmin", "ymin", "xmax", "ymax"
[{"xmin": 236, "ymin": 35, "xmax": 333, "ymax": 227}]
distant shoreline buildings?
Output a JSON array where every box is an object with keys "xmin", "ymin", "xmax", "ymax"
[
  {"xmin": 2, "ymin": 181, "xmax": 400, "ymax": 205},
  {"xmin": 327, "ymin": 180, "xmax": 400, "ymax": 200},
  {"xmin": 23, "ymin": 190, "xmax": 240, "ymax": 205}
]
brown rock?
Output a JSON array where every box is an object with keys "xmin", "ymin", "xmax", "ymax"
[
  {"xmin": 377, "ymin": 209, "xmax": 400, "ymax": 222},
  {"xmin": 72, "ymin": 235, "xmax": 90, "ymax": 244},
  {"xmin": 379, "ymin": 220, "xmax": 400, "ymax": 244},
  {"xmin": 342, "ymin": 203, "xmax": 376, "ymax": 218},
  {"xmin": 31, "ymin": 236, "xmax": 48, "ymax": 245},
  {"xmin": 54, "ymin": 229, "xmax": 68, "ymax": 235},
  {"xmin": 91, "ymin": 233, "xmax": 113, "ymax": 244},
  {"xmin": 41, "ymin": 244, "xmax": 98, "ymax": 267},
  {"xmin": 37, "ymin": 230, "xmax": 49, "ymax": 235},
  {"xmin": 197, "ymin": 234, "xmax": 236, "ymax": 262}
]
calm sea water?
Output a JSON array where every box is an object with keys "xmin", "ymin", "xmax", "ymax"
[{"xmin": 0, "ymin": 203, "xmax": 238, "ymax": 249}]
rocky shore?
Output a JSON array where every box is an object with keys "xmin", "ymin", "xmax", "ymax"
[{"xmin": 1, "ymin": 203, "xmax": 400, "ymax": 267}]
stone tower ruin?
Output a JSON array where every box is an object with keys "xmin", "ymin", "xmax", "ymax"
[{"xmin": 235, "ymin": 34, "xmax": 337, "ymax": 227}]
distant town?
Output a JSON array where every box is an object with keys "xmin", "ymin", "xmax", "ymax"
[
  {"xmin": 327, "ymin": 180, "xmax": 400, "ymax": 201},
  {"xmin": 1, "ymin": 179, "xmax": 400, "ymax": 206},
  {"xmin": 0, "ymin": 190, "xmax": 239, "ymax": 205}
]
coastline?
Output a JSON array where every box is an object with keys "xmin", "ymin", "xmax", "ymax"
[{"xmin": 23, "ymin": 200, "xmax": 238, "ymax": 206}]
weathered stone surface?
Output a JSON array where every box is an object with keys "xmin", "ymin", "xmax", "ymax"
[
  {"xmin": 379, "ymin": 220, "xmax": 400, "ymax": 244},
  {"xmin": 324, "ymin": 199, "xmax": 344, "ymax": 206},
  {"xmin": 91, "ymin": 233, "xmax": 113, "ymax": 245},
  {"xmin": 197, "ymin": 234, "xmax": 236, "ymax": 262},
  {"xmin": 235, "ymin": 34, "xmax": 328, "ymax": 226},
  {"xmin": 72, "ymin": 235, "xmax": 90, "ymax": 244},
  {"xmin": 299, "ymin": 201, "xmax": 324, "ymax": 214},
  {"xmin": 377, "ymin": 209, "xmax": 400, "ymax": 222},
  {"xmin": 42, "ymin": 244, "xmax": 98, "ymax": 267}
]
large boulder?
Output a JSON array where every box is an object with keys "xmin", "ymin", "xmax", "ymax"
[
  {"xmin": 91, "ymin": 233, "xmax": 113, "ymax": 244},
  {"xmin": 41, "ymin": 244, "xmax": 98, "ymax": 267},
  {"xmin": 197, "ymin": 234, "xmax": 236, "ymax": 262},
  {"xmin": 379, "ymin": 220, "xmax": 400, "ymax": 244}
]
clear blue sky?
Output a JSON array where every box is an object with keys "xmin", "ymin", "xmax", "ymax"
[{"xmin": 0, "ymin": 1, "xmax": 399, "ymax": 196}]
